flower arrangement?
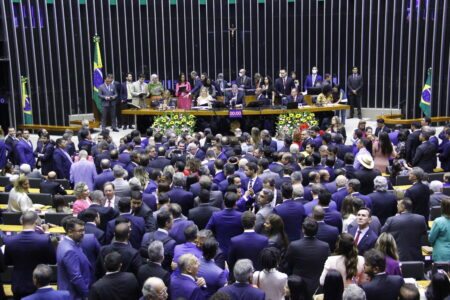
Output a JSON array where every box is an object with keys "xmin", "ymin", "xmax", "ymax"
[
  {"xmin": 276, "ymin": 112, "xmax": 319, "ymax": 136},
  {"xmin": 152, "ymin": 113, "xmax": 196, "ymax": 135}
]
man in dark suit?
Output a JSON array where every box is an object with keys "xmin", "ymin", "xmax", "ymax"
[
  {"xmin": 88, "ymin": 189, "xmax": 119, "ymax": 231},
  {"xmin": 189, "ymin": 189, "xmax": 221, "ymax": 230},
  {"xmin": 4, "ymin": 211, "xmax": 56, "ymax": 299},
  {"xmin": 39, "ymin": 171, "xmax": 67, "ymax": 195},
  {"xmin": 105, "ymin": 199, "xmax": 145, "ymax": 249},
  {"xmin": 348, "ymin": 207, "xmax": 378, "ymax": 255},
  {"xmin": 225, "ymin": 84, "xmax": 245, "ymax": 107},
  {"xmin": 405, "ymin": 122, "xmax": 422, "ymax": 164},
  {"xmin": 148, "ymin": 146, "xmax": 171, "ymax": 170},
  {"xmin": 215, "ymin": 73, "xmax": 228, "ymax": 96},
  {"xmin": 169, "ymin": 204, "xmax": 195, "ymax": 245},
  {"xmin": 354, "ymin": 155, "xmax": 382, "ymax": 195},
  {"xmin": 439, "ymin": 128, "xmax": 450, "ymax": 171},
  {"xmin": 275, "ymin": 69, "xmax": 295, "ymax": 102},
  {"xmin": 404, "ymin": 167, "xmax": 431, "ymax": 221},
  {"xmin": 254, "ymin": 87, "xmax": 269, "ymax": 106},
  {"xmin": 303, "ymin": 66, "xmax": 323, "ymax": 90},
  {"xmin": 313, "ymin": 206, "xmax": 339, "ymax": 252},
  {"xmin": 118, "ymin": 72, "xmax": 134, "ymax": 130},
  {"xmin": 170, "ymin": 254, "xmax": 206, "ymax": 300},
  {"xmin": 282, "ymin": 218, "xmax": 330, "ymax": 298},
  {"xmin": 412, "ymin": 128, "xmax": 437, "ymax": 173},
  {"xmin": 331, "ymin": 175, "xmax": 349, "ymax": 211},
  {"xmin": 347, "ymin": 66, "xmax": 363, "ymax": 119},
  {"xmin": 361, "ymin": 249, "xmax": 404, "ymax": 300},
  {"xmin": 15, "ymin": 129, "xmax": 36, "ymax": 169},
  {"xmin": 189, "ymin": 71, "xmax": 203, "ymax": 99},
  {"xmin": 367, "ymin": 176, "xmax": 397, "ymax": 225},
  {"xmin": 96, "ymin": 222, "xmax": 142, "ymax": 278},
  {"xmin": 273, "ymin": 182, "xmax": 306, "ymax": 241},
  {"xmin": 381, "ymin": 198, "xmax": 428, "ymax": 261},
  {"xmin": 347, "ymin": 178, "xmax": 373, "ymax": 209},
  {"xmin": 35, "ymin": 133, "xmax": 54, "ymax": 176},
  {"xmin": 236, "ymin": 68, "xmax": 252, "ymax": 89},
  {"xmin": 57, "ymin": 217, "xmax": 92, "ymax": 299},
  {"xmin": 374, "ymin": 118, "xmax": 391, "ymax": 137},
  {"xmin": 89, "ymin": 251, "xmax": 140, "ymax": 300},
  {"xmin": 98, "ymin": 74, "xmax": 119, "ymax": 131},
  {"xmin": 137, "ymin": 240, "xmax": 170, "ymax": 288},
  {"xmin": 319, "ymin": 189, "xmax": 343, "ymax": 233},
  {"xmin": 130, "ymin": 189, "xmax": 156, "ymax": 232},
  {"xmin": 52, "ymin": 138, "xmax": 73, "ymax": 180},
  {"xmin": 94, "ymin": 159, "xmax": 115, "ymax": 190},
  {"xmin": 77, "ymin": 128, "xmax": 94, "ymax": 155},
  {"xmin": 243, "ymin": 161, "xmax": 263, "ymax": 194},
  {"xmin": 166, "ymin": 173, "xmax": 195, "ymax": 217},
  {"xmin": 219, "ymin": 259, "xmax": 265, "ymax": 300},
  {"xmin": 206, "ymin": 192, "xmax": 243, "ymax": 256},
  {"xmin": 22, "ymin": 265, "xmax": 70, "ymax": 300},
  {"xmin": 228, "ymin": 211, "xmax": 269, "ymax": 272},
  {"xmin": 283, "ymin": 88, "xmax": 306, "ymax": 106},
  {"xmin": 5, "ymin": 127, "xmax": 19, "ymax": 165}
]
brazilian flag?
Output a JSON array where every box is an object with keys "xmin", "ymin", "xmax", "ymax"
[
  {"xmin": 21, "ymin": 76, "xmax": 33, "ymax": 124},
  {"xmin": 419, "ymin": 68, "xmax": 432, "ymax": 117},
  {"xmin": 93, "ymin": 35, "xmax": 103, "ymax": 113}
]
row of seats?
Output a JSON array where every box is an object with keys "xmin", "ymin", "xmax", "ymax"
[
  {"xmin": 0, "ymin": 177, "xmax": 71, "ymax": 189},
  {"xmin": 394, "ymin": 172, "xmax": 448, "ymax": 185},
  {"xmin": 2, "ymin": 212, "xmax": 71, "ymax": 226},
  {"xmin": 0, "ymin": 193, "xmax": 76, "ymax": 206}
]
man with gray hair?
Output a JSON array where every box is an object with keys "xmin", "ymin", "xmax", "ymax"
[
  {"xmin": 167, "ymin": 173, "xmax": 194, "ymax": 216},
  {"xmin": 69, "ymin": 149, "xmax": 96, "ymax": 191},
  {"xmin": 412, "ymin": 125, "xmax": 437, "ymax": 173},
  {"xmin": 187, "ymin": 142, "xmax": 205, "ymax": 161},
  {"xmin": 343, "ymin": 284, "xmax": 366, "ymax": 300},
  {"xmin": 367, "ymin": 176, "xmax": 397, "ymax": 225},
  {"xmin": 170, "ymin": 253, "xmax": 205, "ymax": 299},
  {"xmin": 19, "ymin": 163, "xmax": 42, "ymax": 179},
  {"xmin": 24, "ymin": 264, "xmax": 70, "ymax": 299},
  {"xmin": 137, "ymin": 240, "xmax": 170, "ymax": 288},
  {"xmin": 219, "ymin": 259, "xmax": 265, "ymax": 299},
  {"xmin": 111, "ymin": 165, "xmax": 131, "ymax": 198},
  {"xmin": 255, "ymin": 189, "xmax": 274, "ymax": 233},
  {"xmin": 141, "ymin": 277, "xmax": 168, "ymax": 300},
  {"xmin": 429, "ymin": 180, "xmax": 446, "ymax": 207},
  {"xmin": 94, "ymin": 159, "xmax": 115, "ymax": 190},
  {"xmin": 405, "ymin": 167, "xmax": 431, "ymax": 221},
  {"xmin": 332, "ymin": 175, "xmax": 349, "ymax": 210}
]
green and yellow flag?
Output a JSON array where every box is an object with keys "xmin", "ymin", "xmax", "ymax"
[
  {"xmin": 419, "ymin": 68, "xmax": 432, "ymax": 117},
  {"xmin": 21, "ymin": 76, "xmax": 33, "ymax": 124},
  {"xmin": 93, "ymin": 35, "xmax": 103, "ymax": 113}
]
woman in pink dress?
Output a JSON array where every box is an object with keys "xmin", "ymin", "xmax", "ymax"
[
  {"xmin": 176, "ymin": 72, "xmax": 192, "ymax": 109},
  {"xmin": 72, "ymin": 182, "xmax": 92, "ymax": 216},
  {"xmin": 372, "ymin": 132, "xmax": 397, "ymax": 173}
]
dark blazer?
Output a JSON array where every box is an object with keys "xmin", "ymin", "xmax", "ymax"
[
  {"xmin": 53, "ymin": 148, "xmax": 72, "ymax": 180},
  {"xmin": 381, "ymin": 212, "xmax": 428, "ymax": 261},
  {"xmin": 354, "ymin": 168, "xmax": 382, "ymax": 195},
  {"xmin": 140, "ymin": 230, "xmax": 176, "ymax": 272},
  {"xmin": 412, "ymin": 141, "xmax": 437, "ymax": 173},
  {"xmin": 166, "ymin": 187, "xmax": 195, "ymax": 217},
  {"xmin": 285, "ymin": 94, "xmax": 306, "ymax": 105},
  {"xmin": 304, "ymin": 74, "xmax": 323, "ymax": 90},
  {"xmin": 206, "ymin": 209, "xmax": 243, "ymax": 255},
  {"xmin": 282, "ymin": 237, "xmax": 330, "ymax": 298},
  {"xmin": 405, "ymin": 130, "xmax": 421, "ymax": 163},
  {"xmin": 88, "ymin": 272, "xmax": 140, "ymax": 300},
  {"xmin": 137, "ymin": 261, "xmax": 170, "ymax": 288},
  {"xmin": 273, "ymin": 200, "xmax": 306, "ymax": 242},
  {"xmin": 236, "ymin": 75, "xmax": 252, "ymax": 89},
  {"xmin": 84, "ymin": 222, "xmax": 106, "ymax": 245},
  {"xmin": 188, "ymin": 203, "xmax": 221, "ymax": 230},
  {"xmin": 39, "ymin": 180, "xmax": 67, "ymax": 195},
  {"xmin": 225, "ymin": 91, "xmax": 245, "ymax": 107},
  {"xmin": 37, "ymin": 141, "xmax": 55, "ymax": 175},
  {"xmin": 316, "ymin": 221, "xmax": 339, "ymax": 252},
  {"xmin": 169, "ymin": 218, "xmax": 195, "ymax": 244},
  {"xmin": 361, "ymin": 273, "xmax": 404, "ymax": 300},
  {"xmin": 148, "ymin": 156, "xmax": 171, "ymax": 171},
  {"xmin": 374, "ymin": 125, "xmax": 391, "ymax": 137},
  {"xmin": 242, "ymin": 177, "xmax": 263, "ymax": 194},
  {"xmin": 96, "ymin": 242, "xmax": 142, "ymax": 279},
  {"xmin": 79, "ymin": 234, "xmax": 101, "ymax": 284},
  {"xmin": 16, "ymin": 139, "xmax": 36, "ymax": 168},
  {"xmin": 78, "ymin": 139, "xmax": 93, "ymax": 155},
  {"xmin": 170, "ymin": 272, "xmax": 206, "ymax": 300},
  {"xmin": 219, "ymin": 282, "xmax": 265, "ymax": 300},
  {"xmin": 89, "ymin": 203, "xmax": 119, "ymax": 231},
  {"xmin": 324, "ymin": 208, "xmax": 343, "ymax": 233},
  {"xmin": 5, "ymin": 134, "xmax": 18, "ymax": 165},
  {"xmin": 228, "ymin": 231, "xmax": 269, "ymax": 271},
  {"xmin": 133, "ymin": 203, "xmax": 156, "ymax": 232},
  {"xmin": 105, "ymin": 213, "xmax": 145, "ymax": 249},
  {"xmin": 404, "ymin": 182, "xmax": 431, "ymax": 221},
  {"xmin": 98, "ymin": 82, "xmax": 118, "ymax": 106},
  {"xmin": 94, "ymin": 169, "xmax": 115, "ymax": 190},
  {"xmin": 439, "ymin": 141, "xmax": 450, "ymax": 171},
  {"xmin": 367, "ymin": 191, "xmax": 397, "ymax": 225},
  {"xmin": 22, "ymin": 287, "xmax": 70, "ymax": 300},
  {"xmin": 348, "ymin": 226, "xmax": 378, "ymax": 255},
  {"xmin": 275, "ymin": 76, "xmax": 296, "ymax": 96},
  {"xmin": 347, "ymin": 74, "xmax": 363, "ymax": 94},
  {"xmin": 4, "ymin": 231, "xmax": 56, "ymax": 297},
  {"xmin": 190, "ymin": 76, "xmax": 203, "ymax": 97}
]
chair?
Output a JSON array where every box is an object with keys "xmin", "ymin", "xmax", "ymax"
[
  {"xmin": 430, "ymin": 206, "xmax": 441, "ymax": 221},
  {"xmin": 0, "ymin": 266, "xmax": 13, "ymax": 283},
  {"xmin": 62, "ymin": 195, "xmax": 77, "ymax": 206},
  {"xmin": 431, "ymin": 262, "xmax": 450, "ymax": 275},
  {"xmin": 443, "ymin": 187, "xmax": 450, "ymax": 196},
  {"xmin": 29, "ymin": 193, "xmax": 53, "ymax": 206},
  {"xmin": 0, "ymin": 176, "xmax": 10, "ymax": 187},
  {"xmin": 2, "ymin": 211, "xmax": 22, "ymax": 225},
  {"xmin": 396, "ymin": 175, "xmax": 412, "ymax": 185},
  {"xmin": 428, "ymin": 172, "xmax": 444, "ymax": 182},
  {"xmin": 45, "ymin": 213, "xmax": 71, "ymax": 226},
  {"xmin": 400, "ymin": 261, "xmax": 425, "ymax": 280},
  {"xmin": 55, "ymin": 179, "xmax": 71, "ymax": 189},
  {"xmin": 0, "ymin": 192, "xmax": 9, "ymax": 204},
  {"xmin": 28, "ymin": 178, "xmax": 43, "ymax": 189}
]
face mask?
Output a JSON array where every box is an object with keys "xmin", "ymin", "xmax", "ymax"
[
  {"xmin": 312, "ymin": 70, "xmax": 318, "ymax": 75},
  {"xmin": 279, "ymin": 73, "xmax": 283, "ymax": 78},
  {"xmin": 239, "ymin": 73, "xmax": 244, "ymax": 77}
]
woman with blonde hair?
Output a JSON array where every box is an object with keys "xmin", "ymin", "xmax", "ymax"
[
  {"xmin": 131, "ymin": 166, "xmax": 149, "ymax": 189},
  {"xmin": 72, "ymin": 182, "xmax": 92, "ymax": 215},
  {"xmin": 250, "ymin": 127, "xmax": 261, "ymax": 147},
  {"xmin": 8, "ymin": 174, "xmax": 33, "ymax": 212},
  {"xmin": 196, "ymin": 87, "xmax": 214, "ymax": 107},
  {"xmin": 375, "ymin": 232, "xmax": 401, "ymax": 275},
  {"xmin": 328, "ymin": 115, "xmax": 347, "ymax": 142}
]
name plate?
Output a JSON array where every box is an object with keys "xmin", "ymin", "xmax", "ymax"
[{"xmin": 229, "ymin": 109, "xmax": 243, "ymax": 119}]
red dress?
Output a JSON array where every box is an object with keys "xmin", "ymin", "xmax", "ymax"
[{"xmin": 176, "ymin": 81, "xmax": 192, "ymax": 109}]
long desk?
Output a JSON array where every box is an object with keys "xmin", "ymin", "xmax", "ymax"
[
  {"xmin": 0, "ymin": 187, "xmax": 74, "ymax": 194},
  {"xmin": 0, "ymin": 224, "xmax": 65, "ymax": 234},
  {"xmin": 122, "ymin": 104, "xmax": 350, "ymax": 116}
]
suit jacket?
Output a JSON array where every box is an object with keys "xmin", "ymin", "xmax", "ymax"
[
  {"xmin": 219, "ymin": 282, "xmax": 265, "ymax": 300},
  {"xmin": 170, "ymin": 218, "xmax": 195, "ymax": 244},
  {"xmin": 381, "ymin": 212, "xmax": 427, "ymax": 261},
  {"xmin": 282, "ymin": 237, "xmax": 330, "ymax": 298},
  {"xmin": 439, "ymin": 141, "xmax": 450, "ymax": 171},
  {"xmin": 304, "ymin": 74, "xmax": 323, "ymax": 90},
  {"xmin": 148, "ymin": 156, "xmax": 171, "ymax": 171},
  {"xmin": 225, "ymin": 91, "xmax": 245, "ymax": 107},
  {"xmin": 412, "ymin": 141, "xmax": 437, "ymax": 173},
  {"xmin": 242, "ymin": 176, "xmax": 263, "ymax": 194},
  {"xmin": 89, "ymin": 203, "xmax": 119, "ymax": 231},
  {"xmin": 96, "ymin": 242, "xmax": 142, "ymax": 279},
  {"xmin": 137, "ymin": 261, "xmax": 170, "ymax": 288},
  {"xmin": 285, "ymin": 94, "xmax": 306, "ymax": 106},
  {"xmin": 354, "ymin": 168, "xmax": 382, "ymax": 195},
  {"xmin": 84, "ymin": 222, "xmax": 105, "ymax": 245},
  {"xmin": 367, "ymin": 191, "xmax": 397, "ymax": 225},
  {"xmin": 404, "ymin": 182, "xmax": 430, "ymax": 221},
  {"xmin": 166, "ymin": 187, "xmax": 195, "ymax": 217},
  {"xmin": 22, "ymin": 287, "xmax": 70, "ymax": 300},
  {"xmin": 324, "ymin": 207, "xmax": 343, "ymax": 233},
  {"xmin": 57, "ymin": 237, "xmax": 92, "ymax": 300},
  {"xmin": 105, "ymin": 213, "xmax": 145, "ymax": 249},
  {"xmin": 5, "ymin": 134, "xmax": 19, "ymax": 165},
  {"xmin": 16, "ymin": 139, "xmax": 36, "ymax": 168},
  {"xmin": 275, "ymin": 77, "xmax": 295, "ymax": 96},
  {"xmin": 316, "ymin": 221, "xmax": 339, "ymax": 252},
  {"xmin": 273, "ymin": 200, "xmax": 306, "ymax": 241},
  {"xmin": 206, "ymin": 208, "xmax": 243, "ymax": 255},
  {"xmin": 348, "ymin": 226, "xmax": 378, "ymax": 255},
  {"xmin": 39, "ymin": 180, "xmax": 67, "ymax": 195},
  {"xmin": 132, "ymin": 203, "xmax": 156, "ymax": 232},
  {"xmin": 228, "ymin": 231, "xmax": 269, "ymax": 271},
  {"xmin": 236, "ymin": 75, "xmax": 252, "ymax": 89},
  {"xmin": 405, "ymin": 130, "xmax": 421, "ymax": 163},
  {"xmin": 98, "ymin": 83, "xmax": 118, "ymax": 106},
  {"xmin": 374, "ymin": 125, "xmax": 391, "ymax": 137},
  {"xmin": 4, "ymin": 231, "xmax": 56, "ymax": 296},
  {"xmin": 78, "ymin": 139, "xmax": 93, "ymax": 155},
  {"xmin": 53, "ymin": 148, "xmax": 72, "ymax": 180},
  {"xmin": 190, "ymin": 77, "xmax": 203, "ymax": 97},
  {"xmin": 188, "ymin": 204, "xmax": 221, "ymax": 230},
  {"xmin": 170, "ymin": 272, "xmax": 206, "ymax": 300},
  {"xmin": 88, "ymin": 272, "xmax": 140, "ymax": 300},
  {"xmin": 347, "ymin": 74, "xmax": 363, "ymax": 94},
  {"xmin": 94, "ymin": 169, "xmax": 115, "ymax": 190},
  {"xmin": 36, "ymin": 141, "xmax": 55, "ymax": 175},
  {"xmin": 361, "ymin": 273, "xmax": 404, "ymax": 300}
]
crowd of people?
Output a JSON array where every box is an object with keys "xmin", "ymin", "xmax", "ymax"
[{"xmin": 0, "ymin": 114, "xmax": 450, "ymax": 299}]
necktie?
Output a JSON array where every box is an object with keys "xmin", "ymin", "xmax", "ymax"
[
  {"xmin": 106, "ymin": 199, "xmax": 111, "ymax": 207},
  {"xmin": 283, "ymin": 78, "xmax": 286, "ymax": 88},
  {"xmin": 313, "ymin": 75, "xmax": 316, "ymax": 85},
  {"xmin": 354, "ymin": 230, "xmax": 362, "ymax": 245}
]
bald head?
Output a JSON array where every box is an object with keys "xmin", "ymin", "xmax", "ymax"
[
  {"xmin": 79, "ymin": 150, "xmax": 88, "ymax": 159},
  {"xmin": 47, "ymin": 171, "xmax": 57, "ymax": 180},
  {"xmin": 142, "ymin": 277, "xmax": 167, "ymax": 298},
  {"xmin": 313, "ymin": 205, "xmax": 325, "ymax": 221},
  {"xmin": 114, "ymin": 222, "xmax": 130, "ymax": 242}
]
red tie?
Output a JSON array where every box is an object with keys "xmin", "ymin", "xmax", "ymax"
[{"xmin": 354, "ymin": 230, "xmax": 362, "ymax": 245}]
